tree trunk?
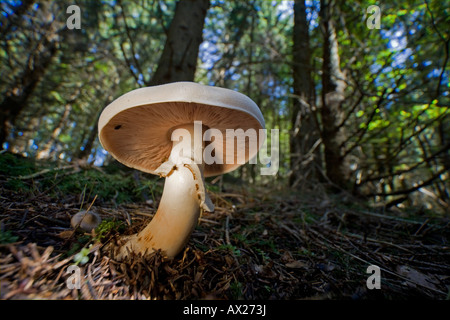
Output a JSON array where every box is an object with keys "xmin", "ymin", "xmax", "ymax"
[
  {"xmin": 437, "ymin": 117, "xmax": 450, "ymax": 202},
  {"xmin": 149, "ymin": 0, "xmax": 210, "ymax": 85},
  {"xmin": 290, "ymin": 0, "xmax": 320, "ymax": 188},
  {"xmin": 319, "ymin": 0, "xmax": 351, "ymax": 190}
]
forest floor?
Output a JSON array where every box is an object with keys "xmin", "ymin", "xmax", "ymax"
[{"xmin": 0, "ymin": 152, "xmax": 449, "ymax": 300}]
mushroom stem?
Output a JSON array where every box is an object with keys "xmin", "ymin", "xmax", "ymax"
[{"xmin": 117, "ymin": 123, "xmax": 214, "ymax": 259}]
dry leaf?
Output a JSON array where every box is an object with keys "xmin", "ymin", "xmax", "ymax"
[{"xmin": 396, "ymin": 265, "xmax": 439, "ymax": 290}]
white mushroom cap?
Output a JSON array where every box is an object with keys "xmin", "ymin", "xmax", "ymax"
[
  {"xmin": 71, "ymin": 210, "xmax": 101, "ymax": 233},
  {"xmin": 98, "ymin": 82, "xmax": 265, "ymax": 177}
]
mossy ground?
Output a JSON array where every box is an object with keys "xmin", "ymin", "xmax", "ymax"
[{"xmin": 1, "ymin": 152, "xmax": 449, "ymax": 299}]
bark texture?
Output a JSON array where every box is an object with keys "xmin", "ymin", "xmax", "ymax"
[
  {"xmin": 320, "ymin": 0, "xmax": 351, "ymax": 189},
  {"xmin": 150, "ymin": 0, "xmax": 210, "ymax": 85},
  {"xmin": 290, "ymin": 0, "xmax": 320, "ymax": 187}
]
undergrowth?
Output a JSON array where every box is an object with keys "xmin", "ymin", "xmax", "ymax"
[
  {"xmin": 1, "ymin": 152, "xmax": 162, "ymax": 205},
  {"xmin": 1, "ymin": 152, "xmax": 449, "ymax": 300}
]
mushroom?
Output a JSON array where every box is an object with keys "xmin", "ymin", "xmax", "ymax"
[
  {"xmin": 71, "ymin": 210, "xmax": 102, "ymax": 233},
  {"xmin": 98, "ymin": 82, "xmax": 265, "ymax": 259}
]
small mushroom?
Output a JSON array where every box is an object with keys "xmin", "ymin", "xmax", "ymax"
[
  {"xmin": 98, "ymin": 82, "xmax": 265, "ymax": 259},
  {"xmin": 71, "ymin": 210, "xmax": 102, "ymax": 233}
]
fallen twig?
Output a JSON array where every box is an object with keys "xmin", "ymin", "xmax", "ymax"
[{"xmin": 17, "ymin": 165, "xmax": 77, "ymax": 180}]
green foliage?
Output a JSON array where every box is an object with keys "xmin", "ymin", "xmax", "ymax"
[
  {"xmin": 65, "ymin": 235, "xmax": 91, "ymax": 258},
  {"xmin": 94, "ymin": 219, "xmax": 126, "ymax": 242},
  {"xmin": 0, "ymin": 152, "xmax": 159, "ymax": 204},
  {"xmin": 229, "ymin": 281, "xmax": 244, "ymax": 299},
  {"xmin": 73, "ymin": 247, "xmax": 91, "ymax": 265},
  {"xmin": 0, "ymin": 153, "xmax": 36, "ymax": 192},
  {"xmin": 217, "ymin": 243, "xmax": 241, "ymax": 256},
  {"xmin": 0, "ymin": 230, "xmax": 19, "ymax": 244},
  {"xmin": 51, "ymin": 169, "xmax": 138, "ymax": 204},
  {"xmin": 0, "ymin": 153, "xmax": 36, "ymax": 177}
]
